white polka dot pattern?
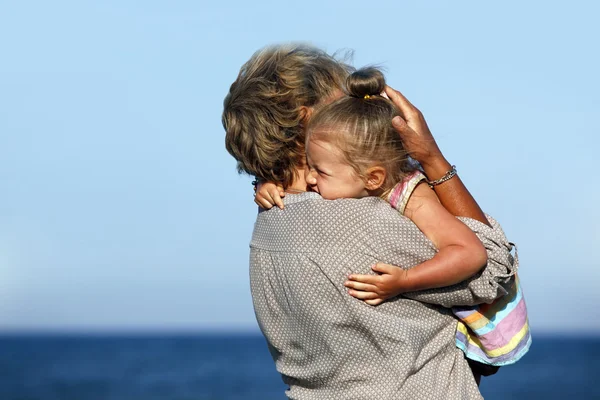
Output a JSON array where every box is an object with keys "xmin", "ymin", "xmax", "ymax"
[{"xmin": 250, "ymin": 192, "xmax": 515, "ymax": 399}]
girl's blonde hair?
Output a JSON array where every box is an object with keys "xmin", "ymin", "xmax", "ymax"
[
  {"xmin": 306, "ymin": 67, "xmax": 417, "ymax": 197},
  {"xmin": 223, "ymin": 44, "xmax": 352, "ymax": 188}
]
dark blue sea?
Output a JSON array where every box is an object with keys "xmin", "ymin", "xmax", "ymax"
[{"xmin": 0, "ymin": 333, "xmax": 597, "ymax": 399}]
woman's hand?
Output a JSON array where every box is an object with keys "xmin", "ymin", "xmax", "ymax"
[
  {"xmin": 385, "ymin": 86, "xmax": 491, "ymax": 225},
  {"xmin": 384, "ymin": 86, "xmax": 445, "ymax": 168},
  {"xmin": 344, "ymin": 263, "xmax": 411, "ymax": 306},
  {"xmin": 255, "ymin": 182, "xmax": 285, "ymax": 209}
]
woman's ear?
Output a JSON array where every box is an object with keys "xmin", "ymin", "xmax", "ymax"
[
  {"xmin": 299, "ymin": 106, "xmax": 314, "ymax": 127},
  {"xmin": 365, "ymin": 166, "xmax": 386, "ymax": 190}
]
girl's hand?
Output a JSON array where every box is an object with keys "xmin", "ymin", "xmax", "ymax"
[
  {"xmin": 384, "ymin": 86, "xmax": 444, "ymax": 168},
  {"xmin": 255, "ymin": 182, "xmax": 285, "ymax": 209},
  {"xmin": 344, "ymin": 263, "xmax": 411, "ymax": 306}
]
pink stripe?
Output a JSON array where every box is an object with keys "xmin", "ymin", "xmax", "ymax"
[
  {"xmin": 389, "ymin": 171, "xmax": 424, "ymax": 210},
  {"xmin": 477, "ymin": 298, "xmax": 528, "ymax": 350},
  {"xmin": 457, "ymin": 330, "xmax": 532, "ymax": 365},
  {"xmin": 388, "ymin": 182, "xmax": 406, "ymax": 209}
]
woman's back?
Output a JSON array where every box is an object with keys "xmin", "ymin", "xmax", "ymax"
[{"xmin": 249, "ymin": 192, "xmax": 484, "ymax": 399}]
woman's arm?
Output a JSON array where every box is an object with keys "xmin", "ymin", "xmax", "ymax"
[{"xmin": 384, "ymin": 86, "xmax": 491, "ymax": 227}]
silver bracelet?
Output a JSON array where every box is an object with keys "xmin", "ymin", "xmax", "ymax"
[{"xmin": 427, "ymin": 165, "xmax": 457, "ymax": 188}]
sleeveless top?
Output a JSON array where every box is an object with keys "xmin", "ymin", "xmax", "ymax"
[{"xmin": 388, "ymin": 171, "xmax": 531, "ymax": 366}]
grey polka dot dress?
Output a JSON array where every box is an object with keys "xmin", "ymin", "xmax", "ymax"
[{"xmin": 250, "ymin": 192, "xmax": 516, "ymax": 399}]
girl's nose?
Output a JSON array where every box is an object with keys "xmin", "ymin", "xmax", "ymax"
[{"xmin": 306, "ymin": 170, "xmax": 317, "ymax": 185}]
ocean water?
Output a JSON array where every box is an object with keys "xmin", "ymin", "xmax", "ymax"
[{"xmin": 0, "ymin": 334, "xmax": 597, "ymax": 400}]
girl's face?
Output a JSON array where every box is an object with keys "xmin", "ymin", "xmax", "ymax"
[{"xmin": 305, "ymin": 139, "xmax": 369, "ymax": 200}]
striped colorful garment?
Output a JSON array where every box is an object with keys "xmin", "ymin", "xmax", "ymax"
[
  {"xmin": 454, "ymin": 274, "xmax": 531, "ymax": 365},
  {"xmin": 388, "ymin": 171, "xmax": 531, "ymax": 366}
]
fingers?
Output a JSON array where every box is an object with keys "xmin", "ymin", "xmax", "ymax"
[
  {"xmin": 255, "ymin": 183, "xmax": 286, "ymax": 210},
  {"xmin": 344, "ymin": 280, "xmax": 378, "ymax": 292},
  {"xmin": 347, "ymin": 273, "xmax": 379, "ymax": 285},
  {"xmin": 371, "ymin": 263, "xmax": 396, "ymax": 274},
  {"xmin": 255, "ymin": 196, "xmax": 274, "ymax": 209},
  {"xmin": 384, "ymin": 86, "xmax": 417, "ymax": 118},
  {"xmin": 266, "ymin": 188, "xmax": 285, "ymax": 210},
  {"xmin": 391, "ymin": 116, "xmax": 414, "ymax": 136},
  {"xmin": 384, "ymin": 87, "xmax": 418, "ymax": 142},
  {"xmin": 365, "ymin": 298, "xmax": 384, "ymax": 306},
  {"xmin": 347, "ymin": 289, "xmax": 379, "ymax": 300}
]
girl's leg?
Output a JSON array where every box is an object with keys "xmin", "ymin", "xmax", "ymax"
[{"xmin": 467, "ymin": 359, "xmax": 500, "ymax": 386}]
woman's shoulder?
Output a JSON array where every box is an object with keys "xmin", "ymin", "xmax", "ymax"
[
  {"xmin": 272, "ymin": 194, "xmax": 411, "ymax": 228},
  {"xmin": 319, "ymin": 197, "xmax": 411, "ymax": 225}
]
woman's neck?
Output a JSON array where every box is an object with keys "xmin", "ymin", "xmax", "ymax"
[{"xmin": 287, "ymin": 167, "xmax": 309, "ymax": 193}]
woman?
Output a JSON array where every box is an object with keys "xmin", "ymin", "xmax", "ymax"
[{"xmin": 223, "ymin": 44, "xmax": 511, "ymax": 397}]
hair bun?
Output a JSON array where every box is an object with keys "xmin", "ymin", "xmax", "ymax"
[{"xmin": 346, "ymin": 67, "xmax": 386, "ymax": 99}]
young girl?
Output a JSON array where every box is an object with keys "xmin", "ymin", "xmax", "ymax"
[{"xmin": 256, "ymin": 67, "xmax": 531, "ymax": 372}]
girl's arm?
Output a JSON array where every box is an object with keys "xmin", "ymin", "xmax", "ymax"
[
  {"xmin": 345, "ymin": 182, "xmax": 488, "ymax": 305},
  {"xmin": 397, "ymin": 182, "xmax": 488, "ymax": 289}
]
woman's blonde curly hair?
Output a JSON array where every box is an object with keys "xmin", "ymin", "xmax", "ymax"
[{"xmin": 223, "ymin": 44, "xmax": 352, "ymax": 188}]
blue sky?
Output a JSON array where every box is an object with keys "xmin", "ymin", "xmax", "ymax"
[{"xmin": 1, "ymin": 0, "xmax": 598, "ymax": 334}]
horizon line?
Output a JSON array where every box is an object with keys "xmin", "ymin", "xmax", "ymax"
[{"xmin": 0, "ymin": 328, "xmax": 598, "ymax": 339}]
